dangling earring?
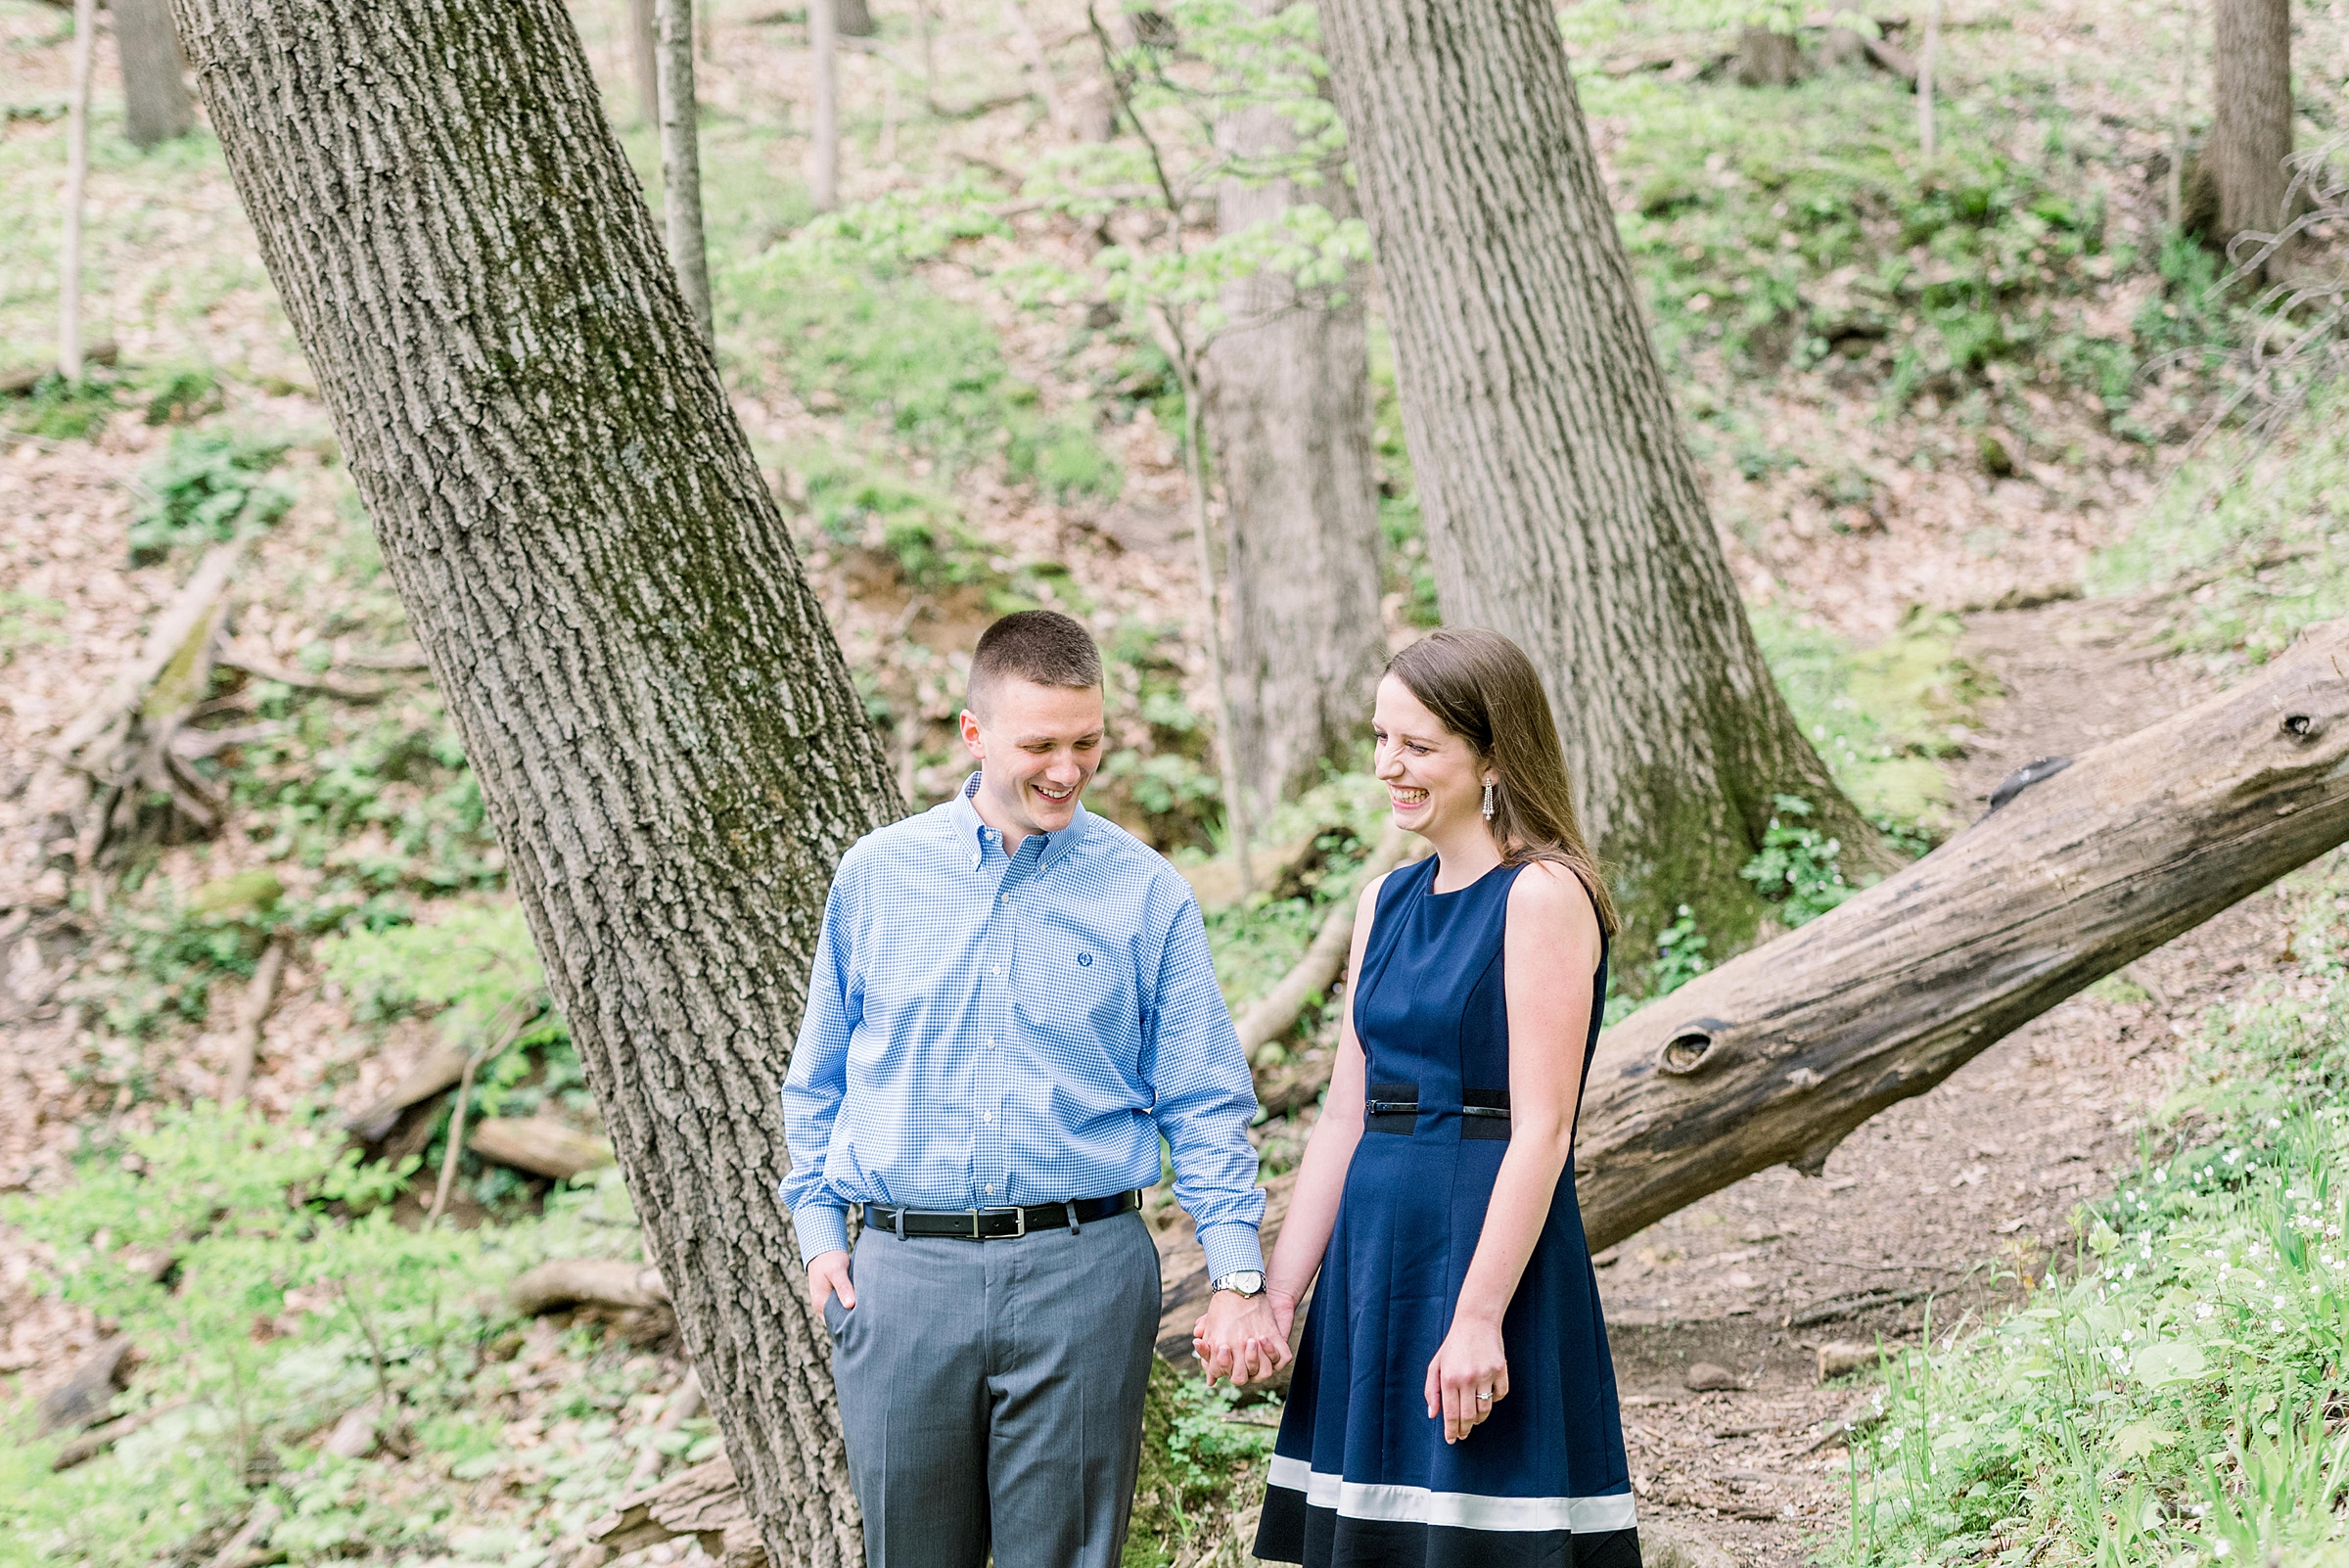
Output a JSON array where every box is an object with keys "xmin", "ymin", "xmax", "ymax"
[{"xmin": 1482, "ymin": 781, "xmax": 1497, "ymax": 821}]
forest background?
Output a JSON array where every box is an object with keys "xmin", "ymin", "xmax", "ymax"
[{"xmin": 1, "ymin": 0, "xmax": 2348, "ymax": 1566}]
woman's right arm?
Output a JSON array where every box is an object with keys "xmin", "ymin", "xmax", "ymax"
[{"xmin": 1261, "ymin": 871, "xmax": 1384, "ymax": 1338}]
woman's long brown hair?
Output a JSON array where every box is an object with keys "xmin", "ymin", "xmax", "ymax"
[{"xmin": 1385, "ymin": 627, "xmax": 1619, "ymax": 940}]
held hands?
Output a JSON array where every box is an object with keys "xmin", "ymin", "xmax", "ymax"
[
  {"xmin": 806, "ymin": 1250, "xmax": 855, "ymax": 1316},
  {"xmin": 1425, "ymin": 1313, "xmax": 1508, "ymax": 1444},
  {"xmin": 1191, "ymin": 1287, "xmax": 1296, "ymax": 1388}
]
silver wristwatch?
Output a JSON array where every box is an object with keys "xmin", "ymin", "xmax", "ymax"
[{"xmin": 1211, "ymin": 1268, "xmax": 1266, "ymax": 1298}]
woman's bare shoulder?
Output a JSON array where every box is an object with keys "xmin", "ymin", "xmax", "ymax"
[{"xmin": 1507, "ymin": 859, "xmax": 1602, "ymax": 945}]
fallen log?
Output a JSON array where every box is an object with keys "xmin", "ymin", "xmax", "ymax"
[
  {"xmin": 576, "ymin": 1454, "xmax": 766, "ymax": 1568},
  {"xmin": 510, "ymin": 1258, "xmax": 670, "ymax": 1317},
  {"xmin": 1163, "ymin": 621, "xmax": 2349, "ymax": 1312},
  {"xmin": 1578, "ymin": 618, "xmax": 2349, "ymax": 1251},
  {"xmin": 217, "ymin": 935, "xmax": 290, "ymax": 1105},
  {"xmin": 343, "ymin": 1045, "xmax": 467, "ymax": 1143},
  {"xmin": 468, "ymin": 1116, "xmax": 615, "ymax": 1180},
  {"xmin": 50, "ymin": 1396, "xmax": 190, "ymax": 1471},
  {"xmin": 1234, "ymin": 826, "xmax": 1423, "ymax": 1059},
  {"xmin": 35, "ymin": 1336, "xmax": 133, "ymax": 1435},
  {"xmin": 215, "ymin": 640, "xmax": 395, "ymax": 701}
]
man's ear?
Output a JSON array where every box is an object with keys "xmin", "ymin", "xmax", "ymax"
[{"xmin": 959, "ymin": 709, "xmax": 985, "ymax": 761}]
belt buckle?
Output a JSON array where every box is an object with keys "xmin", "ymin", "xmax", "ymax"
[{"xmin": 969, "ymin": 1206, "xmax": 1027, "ymax": 1239}]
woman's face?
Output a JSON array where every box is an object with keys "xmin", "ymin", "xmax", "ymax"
[{"xmin": 1372, "ymin": 674, "xmax": 1490, "ymax": 839}]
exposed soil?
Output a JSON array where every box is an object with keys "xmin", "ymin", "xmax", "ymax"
[{"xmin": 1593, "ymin": 594, "xmax": 2299, "ymax": 1565}]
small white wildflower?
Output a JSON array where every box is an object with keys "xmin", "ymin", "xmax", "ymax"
[{"xmin": 2198, "ymin": 1304, "xmax": 2216, "ymax": 1320}]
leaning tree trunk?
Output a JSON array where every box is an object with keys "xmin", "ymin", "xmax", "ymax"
[
  {"xmin": 1201, "ymin": 29, "xmax": 1385, "ymax": 820},
  {"xmin": 114, "ymin": 0, "xmax": 195, "ymax": 147},
  {"xmin": 1316, "ymin": 0, "xmax": 1888, "ymax": 959},
  {"xmin": 165, "ymin": 3, "xmax": 892, "ymax": 1563},
  {"xmin": 2207, "ymin": 0, "xmax": 2295, "ymax": 259}
]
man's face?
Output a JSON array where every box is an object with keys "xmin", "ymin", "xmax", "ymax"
[{"xmin": 959, "ymin": 678, "xmax": 1106, "ymax": 840}]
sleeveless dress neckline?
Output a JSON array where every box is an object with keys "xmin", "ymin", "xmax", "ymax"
[{"xmin": 1254, "ymin": 853, "xmax": 1639, "ymax": 1568}]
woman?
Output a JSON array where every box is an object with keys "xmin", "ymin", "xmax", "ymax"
[{"xmin": 1244, "ymin": 628, "xmax": 1639, "ymax": 1568}]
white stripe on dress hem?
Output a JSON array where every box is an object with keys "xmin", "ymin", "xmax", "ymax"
[{"xmin": 1266, "ymin": 1454, "xmax": 1638, "ymax": 1534}]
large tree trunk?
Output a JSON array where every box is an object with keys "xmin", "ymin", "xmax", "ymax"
[
  {"xmin": 1201, "ymin": 27, "xmax": 1385, "ymax": 819},
  {"xmin": 2206, "ymin": 0, "xmax": 2295, "ymax": 255},
  {"xmin": 835, "ymin": 0, "xmax": 875, "ymax": 39},
  {"xmin": 114, "ymin": 0, "xmax": 194, "ymax": 147},
  {"xmin": 1315, "ymin": 0, "xmax": 1887, "ymax": 960},
  {"xmin": 165, "ymin": 3, "xmax": 895, "ymax": 1562}
]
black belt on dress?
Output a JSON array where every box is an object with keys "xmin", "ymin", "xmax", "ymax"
[
  {"xmin": 1366, "ymin": 1083, "xmax": 1511, "ymax": 1140},
  {"xmin": 861, "ymin": 1189, "xmax": 1143, "ymax": 1241}
]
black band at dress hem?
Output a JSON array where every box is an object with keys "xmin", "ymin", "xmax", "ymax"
[{"xmin": 1254, "ymin": 1490, "xmax": 1642, "ymax": 1568}]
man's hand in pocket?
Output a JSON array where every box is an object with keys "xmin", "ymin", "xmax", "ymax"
[{"xmin": 806, "ymin": 1251, "xmax": 856, "ymax": 1316}]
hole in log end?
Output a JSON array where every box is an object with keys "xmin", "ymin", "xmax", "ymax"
[
  {"xmin": 2283, "ymin": 713, "xmax": 2318, "ymax": 741},
  {"xmin": 1658, "ymin": 1020, "xmax": 1729, "ymax": 1076}
]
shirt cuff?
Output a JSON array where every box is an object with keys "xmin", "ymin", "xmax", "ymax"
[
  {"xmin": 792, "ymin": 1203, "xmax": 852, "ymax": 1267},
  {"xmin": 1195, "ymin": 1221, "xmax": 1265, "ymax": 1282}
]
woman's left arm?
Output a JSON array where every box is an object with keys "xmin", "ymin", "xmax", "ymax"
[{"xmin": 1424, "ymin": 861, "xmax": 1601, "ymax": 1445}]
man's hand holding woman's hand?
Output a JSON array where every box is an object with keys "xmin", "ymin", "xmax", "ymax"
[
  {"xmin": 1191, "ymin": 1285, "xmax": 1297, "ymax": 1388},
  {"xmin": 806, "ymin": 1250, "xmax": 855, "ymax": 1316}
]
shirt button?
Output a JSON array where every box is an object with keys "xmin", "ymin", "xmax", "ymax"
[{"xmin": 985, "ymin": 1185, "xmax": 996, "ymax": 1195}]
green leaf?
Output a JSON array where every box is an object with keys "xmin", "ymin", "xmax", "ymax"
[
  {"xmin": 2130, "ymin": 1341, "xmax": 2208, "ymax": 1388},
  {"xmin": 2108, "ymin": 1419, "xmax": 2181, "ymax": 1463}
]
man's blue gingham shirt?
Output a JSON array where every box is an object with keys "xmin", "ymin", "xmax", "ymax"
[{"xmin": 781, "ymin": 775, "xmax": 1267, "ymax": 1281}]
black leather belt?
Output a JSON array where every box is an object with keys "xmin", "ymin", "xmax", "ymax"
[{"xmin": 862, "ymin": 1189, "xmax": 1143, "ymax": 1241}]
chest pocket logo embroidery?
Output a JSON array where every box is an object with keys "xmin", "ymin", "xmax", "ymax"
[{"xmin": 1077, "ymin": 951, "xmax": 1093, "ymax": 967}]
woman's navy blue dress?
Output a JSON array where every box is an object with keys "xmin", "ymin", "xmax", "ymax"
[{"xmin": 1256, "ymin": 855, "xmax": 1639, "ymax": 1568}]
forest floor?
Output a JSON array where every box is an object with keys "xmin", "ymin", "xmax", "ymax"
[
  {"xmin": 3, "ymin": 0, "xmax": 2345, "ymax": 1564},
  {"xmin": 1589, "ymin": 592, "xmax": 2273, "ymax": 1565}
]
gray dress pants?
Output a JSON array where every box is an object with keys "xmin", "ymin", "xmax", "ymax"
[{"xmin": 823, "ymin": 1209, "xmax": 1162, "ymax": 1568}]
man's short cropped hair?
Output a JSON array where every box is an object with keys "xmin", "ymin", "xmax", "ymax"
[{"xmin": 967, "ymin": 610, "xmax": 1103, "ymax": 717}]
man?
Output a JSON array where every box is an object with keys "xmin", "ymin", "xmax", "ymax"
[{"xmin": 782, "ymin": 610, "xmax": 1287, "ymax": 1568}]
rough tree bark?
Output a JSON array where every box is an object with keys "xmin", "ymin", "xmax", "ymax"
[
  {"xmin": 2206, "ymin": 0, "xmax": 2295, "ymax": 256},
  {"xmin": 1316, "ymin": 0, "xmax": 1888, "ymax": 958},
  {"xmin": 658, "ymin": 0, "xmax": 714, "ymax": 347},
  {"xmin": 114, "ymin": 0, "xmax": 195, "ymax": 147},
  {"xmin": 165, "ymin": 3, "xmax": 893, "ymax": 1561},
  {"xmin": 1201, "ymin": 11, "xmax": 1386, "ymax": 820}
]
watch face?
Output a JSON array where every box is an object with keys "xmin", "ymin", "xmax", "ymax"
[{"xmin": 1219, "ymin": 1270, "xmax": 1266, "ymax": 1295}]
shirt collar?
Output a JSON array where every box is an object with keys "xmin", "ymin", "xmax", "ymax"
[{"xmin": 947, "ymin": 772, "xmax": 1089, "ymax": 872}]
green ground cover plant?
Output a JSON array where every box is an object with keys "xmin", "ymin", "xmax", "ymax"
[
  {"xmin": 2087, "ymin": 381, "xmax": 2349, "ymax": 672},
  {"xmin": 1833, "ymin": 855, "xmax": 2349, "ymax": 1568},
  {"xmin": 1751, "ymin": 604, "xmax": 1993, "ymax": 837},
  {"xmin": 0, "ymin": 1106, "xmax": 657, "ymax": 1568},
  {"xmin": 128, "ymin": 429, "xmax": 294, "ymax": 564},
  {"xmin": 1124, "ymin": 1356, "xmax": 1280, "ymax": 1568}
]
